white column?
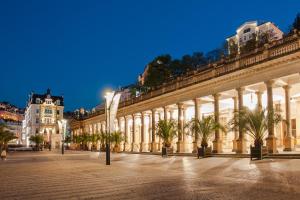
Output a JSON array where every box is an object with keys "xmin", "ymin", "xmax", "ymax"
[
  {"xmin": 265, "ymin": 80, "xmax": 277, "ymax": 153},
  {"xmin": 192, "ymin": 98, "xmax": 201, "ymax": 153},
  {"xmin": 236, "ymin": 88, "xmax": 247, "ymax": 154},
  {"xmin": 213, "ymin": 94, "xmax": 222, "ymax": 153},
  {"xmin": 283, "ymin": 85, "xmax": 294, "ymax": 151}
]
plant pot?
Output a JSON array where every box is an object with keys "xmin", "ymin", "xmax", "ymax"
[
  {"xmin": 162, "ymin": 146, "xmax": 173, "ymax": 157},
  {"xmin": 250, "ymin": 145, "xmax": 268, "ymax": 160},
  {"xmin": 113, "ymin": 145, "xmax": 120, "ymax": 153},
  {"xmin": 197, "ymin": 146, "xmax": 212, "ymax": 158}
]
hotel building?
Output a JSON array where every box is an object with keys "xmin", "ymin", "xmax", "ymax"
[
  {"xmin": 23, "ymin": 89, "xmax": 64, "ymax": 148},
  {"xmin": 70, "ymin": 24, "xmax": 300, "ymax": 154}
]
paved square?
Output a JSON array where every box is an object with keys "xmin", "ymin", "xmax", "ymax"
[{"xmin": 0, "ymin": 151, "xmax": 300, "ymax": 200}]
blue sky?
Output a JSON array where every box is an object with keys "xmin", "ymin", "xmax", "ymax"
[{"xmin": 0, "ymin": 0, "xmax": 299, "ymax": 111}]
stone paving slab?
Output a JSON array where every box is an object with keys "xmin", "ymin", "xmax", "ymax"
[{"xmin": 0, "ymin": 151, "xmax": 300, "ymax": 200}]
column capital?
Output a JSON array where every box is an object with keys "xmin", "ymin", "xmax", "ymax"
[
  {"xmin": 255, "ymin": 90, "xmax": 263, "ymax": 95},
  {"xmin": 177, "ymin": 102, "xmax": 184, "ymax": 108},
  {"xmin": 283, "ymin": 85, "xmax": 291, "ymax": 90},
  {"xmin": 213, "ymin": 93, "xmax": 221, "ymax": 99},
  {"xmin": 151, "ymin": 108, "xmax": 157, "ymax": 113},
  {"xmin": 265, "ymin": 80, "xmax": 275, "ymax": 87},
  {"xmin": 194, "ymin": 98, "xmax": 202, "ymax": 104},
  {"xmin": 236, "ymin": 87, "xmax": 245, "ymax": 93}
]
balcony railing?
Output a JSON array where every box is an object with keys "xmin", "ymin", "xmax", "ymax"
[{"xmin": 81, "ymin": 32, "xmax": 300, "ymax": 120}]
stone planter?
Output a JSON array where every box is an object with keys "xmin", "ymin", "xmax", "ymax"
[
  {"xmin": 250, "ymin": 145, "xmax": 268, "ymax": 160},
  {"xmin": 162, "ymin": 147, "xmax": 173, "ymax": 157},
  {"xmin": 197, "ymin": 146, "xmax": 212, "ymax": 158}
]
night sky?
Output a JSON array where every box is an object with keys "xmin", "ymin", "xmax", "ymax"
[{"xmin": 0, "ymin": 0, "xmax": 299, "ymax": 111}]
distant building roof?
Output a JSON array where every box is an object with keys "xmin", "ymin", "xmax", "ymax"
[{"xmin": 28, "ymin": 89, "xmax": 64, "ymax": 106}]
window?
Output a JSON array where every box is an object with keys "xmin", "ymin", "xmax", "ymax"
[
  {"xmin": 36, "ymin": 109, "xmax": 39, "ymax": 114},
  {"xmin": 56, "ymin": 100, "xmax": 60, "ymax": 106},
  {"xmin": 36, "ymin": 128, "xmax": 39, "ymax": 134},
  {"xmin": 36, "ymin": 98, "xmax": 40, "ymax": 104},
  {"xmin": 45, "ymin": 109, "xmax": 53, "ymax": 114},
  {"xmin": 243, "ymin": 28, "xmax": 251, "ymax": 33},
  {"xmin": 57, "ymin": 110, "xmax": 60, "ymax": 115},
  {"xmin": 36, "ymin": 118, "xmax": 39, "ymax": 124}
]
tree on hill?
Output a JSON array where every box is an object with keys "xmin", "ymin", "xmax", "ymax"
[
  {"xmin": 143, "ymin": 55, "xmax": 172, "ymax": 88},
  {"xmin": 292, "ymin": 13, "xmax": 300, "ymax": 31}
]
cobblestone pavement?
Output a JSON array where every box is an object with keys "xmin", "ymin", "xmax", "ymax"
[{"xmin": 0, "ymin": 151, "xmax": 300, "ymax": 200}]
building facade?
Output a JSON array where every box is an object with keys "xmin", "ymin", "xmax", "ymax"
[
  {"xmin": 0, "ymin": 102, "xmax": 24, "ymax": 144},
  {"xmin": 71, "ymin": 30, "xmax": 300, "ymax": 155},
  {"xmin": 227, "ymin": 21, "xmax": 283, "ymax": 53},
  {"xmin": 24, "ymin": 89, "xmax": 64, "ymax": 148}
]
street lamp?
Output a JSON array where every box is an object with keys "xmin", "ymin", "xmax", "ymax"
[
  {"xmin": 58, "ymin": 119, "xmax": 67, "ymax": 155},
  {"xmin": 104, "ymin": 90, "xmax": 119, "ymax": 165}
]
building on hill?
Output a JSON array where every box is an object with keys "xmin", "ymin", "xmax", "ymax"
[
  {"xmin": 0, "ymin": 102, "xmax": 24, "ymax": 144},
  {"xmin": 23, "ymin": 89, "xmax": 64, "ymax": 148},
  {"xmin": 226, "ymin": 21, "xmax": 283, "ymax": 54}
]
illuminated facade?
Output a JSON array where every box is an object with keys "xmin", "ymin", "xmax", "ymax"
[
  {"xmin": 71, "ymin": 31, "xmax": 300, "ymax": 154},
  {"xmin": 226, "ymin": 21, "xmax": 283, "ymax": 53},
  {"xmin": 0, "ymin": 102, "xmax": 24, "ymax": 144},
  {"xmin": 24, "ymin": 89, "xmax": 64, "ymax": 148}
]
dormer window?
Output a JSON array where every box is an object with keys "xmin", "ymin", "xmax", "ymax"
[
  {"xmin": 56, "ymin": 100, "xmax": 60, "ymax": 106},
  {"xmin": 36, "ymin": 98, "xmax": 41, "ymax": 104}
]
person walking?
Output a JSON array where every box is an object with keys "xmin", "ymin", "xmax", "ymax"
[{"xmin": 1, "ymin": 149, "xmax": 7, "ymax": 161}]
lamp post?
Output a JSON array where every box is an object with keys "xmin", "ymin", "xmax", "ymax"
[
  {"xmin": 105, "ymin": 91, "xmax": 118, "ymax": 165},
  {"xmin": 59, "ymin": 119, "xmax": 67, "ymax": 155}
]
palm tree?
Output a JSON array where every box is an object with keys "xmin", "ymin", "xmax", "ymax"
[
  {"xmin": 186, "ymin": 116, "xmax": 225, "ymax": 148},
  {"xmin": 99, "ymin": 131, "xmax": 107, "ymax": 151},
  {"xmin": 0, "ymin": 123, "xmax": 17, "ymax": 152},
  {"xmin": 110, "ymin": 131, "xmax": 124, "ymax": 152},
  {"xmin": 156, "ymin": 120, "xmax": 177, "ymax": 148},
  {"xmin": 82, "ymin": 134, "xmax": 90, "ymax": 150},
  {"xmin": 229, "ymin": 108, "xmax": 282, "ymax": 147},
  {"xmin": 90, "ymin": 133, "xmax": 100, "ymax": 151},
  {"xmin": 29, "ymin": 135, "xmax": 44, "ymax": 151},
  {"xmin": 75, "ymin": 135, "xmax": 84, "ymax": 150}
]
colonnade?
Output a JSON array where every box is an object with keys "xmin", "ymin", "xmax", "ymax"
[{"xmin": 72, "ymin": 77, "xmax": 300, "ymax": 154}]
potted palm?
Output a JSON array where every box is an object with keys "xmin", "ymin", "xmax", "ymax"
[
  {"xmin": 110, "ymin": 131, "xmax": 124, "ymax": 152},
  {"xmin": 90, "ymin": 133, "xmax": 100, "ymax": 151},
  {"xmin": 156, "ymin": 120, "xmax": 177, "ymax": 157},
  {"xmin": 229, "ymin": 108, "xmax": 282, "ymax": 160},
  {"xmin": 186, "ymin": 116, "xmax": 225, "ymax": 158},
  {"xmin": 99, "ymin": 131, "xmax": 107, "ymax": 151},
  {"xmin": 29, "ymin": 135, "xmax": 44, "ymax": 151}
]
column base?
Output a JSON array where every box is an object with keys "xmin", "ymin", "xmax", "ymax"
[
  {"xmin": 232, "ymin": 139, "xmax": 237, "ymax": 152},
  {"xmin": 123, "ymin": 142, "xmax": 130, "ymax": 152},
  {"xmin": 295, "ymin": 137, "xmax": 300, "ymax": 147},
  {"xmin": 236, "ymin": 138, "xmax": 247, "ymax": 154},
  {"xmin": 131, "ymin": 143, "xmax": 139, "ymax": 152},
  {"xmin": 139, "ymin": 142, "xmax": 148, "ymax": 152},
  {"xmin": 151, "ymin": 142, "xmax": 158, "ymax": 152},
  {"xmin": 283, "ymin": 136, "xmax": 295, "ymax": 151},
  {"xmin": 176, "ymin": 141, "xmax": 185, "ymax": 153},
  {"xmin": 266, "ymin": 136, "xmax": 278, "ymax": 154},
  {"xmin": 212, "ymin": 139, "xmax": 223, "ymax": 153}
]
